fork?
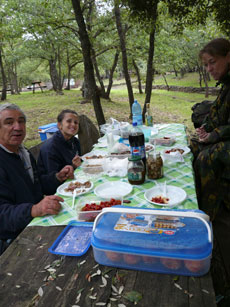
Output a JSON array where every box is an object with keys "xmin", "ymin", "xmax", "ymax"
[
  {"xmin": 72, "ymin": 189, "xmax": 77, "ymax": 208},
  {"xmin": 163, "ymin": 181, "xmax": 167, "ymax": 198}
]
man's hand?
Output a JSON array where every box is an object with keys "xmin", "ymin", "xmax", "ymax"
[
  {"xmin": 56, "ymin": 165, "xmax": 74, "ymax": 182},
  {"xmin": 31, "ymin": 195, "xmax": 64, "ymax": 217},
  {"xmin": 72, "ymin": 155, "xmax": 82, "ymax": 168}
]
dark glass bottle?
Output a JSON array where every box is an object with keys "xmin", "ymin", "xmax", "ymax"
[{"xmin": 128, "ymin": 156, "xmax": 145, "ymax": 185}]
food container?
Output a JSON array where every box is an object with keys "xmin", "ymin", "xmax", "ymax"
[
  {"xmin": 147, "ymin": 151, "xmax": 163, "ymax": 179},
  {"xmin": 48, "ymin": 221, "xmax": 93, "ymax": 256},
  {"xmin": 91, "ymin": 207, "xmax": 212, "ymax": 276},
  {"xmin": 81, "ymin": 161, "xmax": 104, "ymax": 175},
  {"xmin": 128, "ymin": 156, "xmax": 145, "ymax": 185},
  {"xmin": 76, "ymin": 197, "xmax": 123, "ymax": 222},
  {"xmin": 149, "ymin": 137, "xmax": 176, "ymax": 146}
]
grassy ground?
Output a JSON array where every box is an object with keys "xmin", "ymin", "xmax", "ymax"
[
  {"xmin": 153, "ymin": 72, "xmax": 216, "ymax": 87},
  {"xmin": 3, "ymin": 75, "xmax": 213, "ymax": 148}
]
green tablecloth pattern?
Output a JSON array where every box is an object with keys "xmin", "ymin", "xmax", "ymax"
[{"xmin": 29, "ymin": 123, "xmax": 197, "ymax": 227}]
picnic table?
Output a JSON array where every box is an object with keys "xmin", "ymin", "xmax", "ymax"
[
  {"xmin": 29, "ymin": 81, "xmax": 47, "ymax": 93},
  {"xmin": 0, "ymin": 123, "xmax": 217, "ymax": 306}
]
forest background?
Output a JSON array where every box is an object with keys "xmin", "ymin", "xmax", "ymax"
[{"xmin": 0, "ymin": 0, "xmax": 230, "ymax": 148}]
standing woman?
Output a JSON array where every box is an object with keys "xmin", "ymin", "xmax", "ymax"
[
  {"xmin": 191, "ymin": 38, "xmax": 230, "ymax": 221},
  {"xmin": 37, "ymin": 109, "xmax": 82, "ymax": 194}
]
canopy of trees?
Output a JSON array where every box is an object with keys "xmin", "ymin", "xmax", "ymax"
[{"xmin": 0, "ymin": 0, "xmax": 227, "ymax": 124}]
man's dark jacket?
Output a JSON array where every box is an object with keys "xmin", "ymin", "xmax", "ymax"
[{"xmin": 0, "ymin": 147, "xmax": 59, "ymax": 240}]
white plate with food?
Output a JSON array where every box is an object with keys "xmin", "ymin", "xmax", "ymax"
[
  {"xmin": 57, "ymin": 179, "xmax": 94, "ymax": 197},
  {"xmin": 81, "ymin": 151, "xmax": 107, "ymax": 163},
  {"xmin": 163, "ymin": 146, "xmax": 191, "ymax": 156},
  {"xmin": 144, "ymin": 185, "xmax": 187, "ymax": 207},
  {"xmin": 94, "ymin": 181, "xmax": 132, "ymax": 198}
]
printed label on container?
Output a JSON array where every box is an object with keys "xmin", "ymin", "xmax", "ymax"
[
  {"xmin": 145, "ymin": 115, "xmax": 153, "ymax": 127},
  {"xmin": 130, "ymin": 145, "xmax": 146, "ymax": 159},
  {"xmin": 114, "ymin": 214, "xmax": 185, "ymax": 235},
  {"xmin": 128, "ymin": 171, "xmax": 143, "ymax": 182}
]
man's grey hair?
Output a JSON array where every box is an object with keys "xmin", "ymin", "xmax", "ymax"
[{"xmin": 0, "ymin": 103, "xmax": 26, "ymax": 121}]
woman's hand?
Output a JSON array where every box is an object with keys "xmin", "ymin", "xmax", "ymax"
[
  {"xmin": 199, "ymin": 132, "xmax": 210, "ymax": 143},
  {"xmin": 72, "ymin": 155, "xmax": 82, "ymax": 168},
  {"xmin": 56, "ymin": 165, "xmax": 74, "ymax": 182},
  {"xmin": 196, "ymin": 125, "xmax": 210, "ymax": 143}
]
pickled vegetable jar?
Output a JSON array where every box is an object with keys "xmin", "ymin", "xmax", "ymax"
[{"xmin": 147, "ymin": 151, "xmax": 163, "ymax": 179}]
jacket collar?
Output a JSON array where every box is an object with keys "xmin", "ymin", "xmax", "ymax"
[
  {"xmin": 56, "ymin": 130, "xmax": 75, "ymax": 147},
  {"xmin": 216, "ymin": 70, "xmax": 230, "ymax": 86}
]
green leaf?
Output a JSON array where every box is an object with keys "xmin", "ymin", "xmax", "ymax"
[
  {"xmin": 173, "ymin": 276, "xmax": 179, "ymax": 281},
  {"xmin": 124, "ymin": 290, "xmax": 142, "ymax": 304}
]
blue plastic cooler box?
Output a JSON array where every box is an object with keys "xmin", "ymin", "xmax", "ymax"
[
  {"xmin": 38, "ymin": 123, "xmax": 58, "ymax": 141},
  {"xmin": 91, "ymin": 207, "xmax": 212, "ymax": 276}
]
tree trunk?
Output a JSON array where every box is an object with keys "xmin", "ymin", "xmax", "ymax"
[
  {"xmin": 114, "ymin": 2, "xmax": 134, "ymax": 115},
  {"xmin": 9, "ymin": 62, "xmax": 20, "ymax": 94},
  {"xmin": 143, "ymin": 3, "xmax": 158, "ymax": 119},
  {"xmin": 91, "ymin": 47, "xmax": 107, "ymax": 98},
  {"xmin": 133, "ymin": 59, "xmax": 143, "ymax": 94},
  {"xmin": 105, "ymin": 50, "xmax": 120, "ymax": 99},
  {"xmin": 0, "ymin": 48, "xmax": 7, "ymax": 101},
  {"xmin": 71, "ymin": 0, "xmax": 105, "ymax": 126},
  {"xmin": 199, "ymin": 65, "xmax": 209, "ymax": 97},
  {"xmin": 162, "ymin": 73, "xmax": 169, "ymax": 91},
  {"xmin": 49, "ymin": 57, "xmax": 63, "ymax": 94},
  {"xmin": 197, "ymin": 64, "xmax": 202, "ymax": 87},
  {"xmin": 203, "ymin": 68, "xmax": 209, "ymax": 98},
  {"xmin": 66, "ymin": 48, "xmax": 71, "ymax": 90}
]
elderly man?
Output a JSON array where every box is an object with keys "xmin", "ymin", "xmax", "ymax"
[{"xmin": 0, "ymin": 103, "xmax": 74, "ymax": 254}]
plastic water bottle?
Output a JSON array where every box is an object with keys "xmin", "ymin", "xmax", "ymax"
[
  {"xmin": 132, "ymin": 100, "xmax": 143, "ymax": 126},
  {"xmin": 129, "ymin": 122, "xmax": 146, "ymax": 165}
]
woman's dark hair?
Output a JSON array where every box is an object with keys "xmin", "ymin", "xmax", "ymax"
[
  {"xmin": 57, "ymin": 109, "xmax": 79, "ymax": 123},
  {"xmin": 199, "ymin": 38, "xmax": 230, "ymax": 59}
]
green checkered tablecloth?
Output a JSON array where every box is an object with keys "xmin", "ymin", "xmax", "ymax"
[{"xmin": 29, "ymin": 123, "xmax": 197, "ymax": 227}]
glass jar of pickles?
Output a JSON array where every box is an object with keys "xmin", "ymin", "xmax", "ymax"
[
  {"xmin": 147, "ymin": 151, "xmax": 163, "ymax": 179},
  {"xmin": 128, "ymin": 156, "xmax": 145, "ymax": 185}
]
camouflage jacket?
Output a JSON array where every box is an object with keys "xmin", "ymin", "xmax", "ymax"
[{"xmin": 204, "ymin": 72, "xmax": 230, "ymax": 143}]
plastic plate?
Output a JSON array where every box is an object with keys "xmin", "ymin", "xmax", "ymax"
[
  {"xmin": 94, "ymin": 181, "xmax": 132, "ymax": 198},
  {"xmin": 57, "ymin": 179, "xmax": 93, "ymax": 197},
  {"xmin": 144, "ymin": 185, "xmax": 187, "ymax": 207}
]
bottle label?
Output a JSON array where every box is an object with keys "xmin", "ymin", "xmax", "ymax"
[
  {"xmin": 133, "ymin": 115, "xmax": 143, "ymax": 126},
  {"xmin": 130, "ymin": 145, "xmax": 146, "ymax": 159},
  {"xmin": 145, "ymin": 115, "xmax": 153, "ymax": 127},
  {"xmin": 128, "ymin": 171, "xmax": 143, "ymax": 181}
]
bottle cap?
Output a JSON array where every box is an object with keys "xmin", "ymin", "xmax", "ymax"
[{"xmin": 132, "ymin": 122, "xmax": 137, "ymax": 127}]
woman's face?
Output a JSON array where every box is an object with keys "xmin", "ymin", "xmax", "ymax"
[
  {"xmin": 202, "ymin": 52, "xmax": 230, "ymax": 81},
  {"xmin": 58, "ymin": 113, "xmax": 79, "ymax": 140}
]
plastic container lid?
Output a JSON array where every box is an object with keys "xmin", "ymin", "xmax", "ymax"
[
  {"xmin": 38, "ymin": 122, "xmax": 57, "ymax": 131},
  {"xmin": 91, "ymin": 207, "xmax": 212, "ymax": 261},
  {"xmin": 48, "ymin": 221, "xmax": 93, "ymax": 256}
]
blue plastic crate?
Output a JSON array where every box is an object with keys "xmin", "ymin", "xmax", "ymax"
[{"xmin": 38, "ymin": 123, "xmax": 58, "ymax": 141}]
